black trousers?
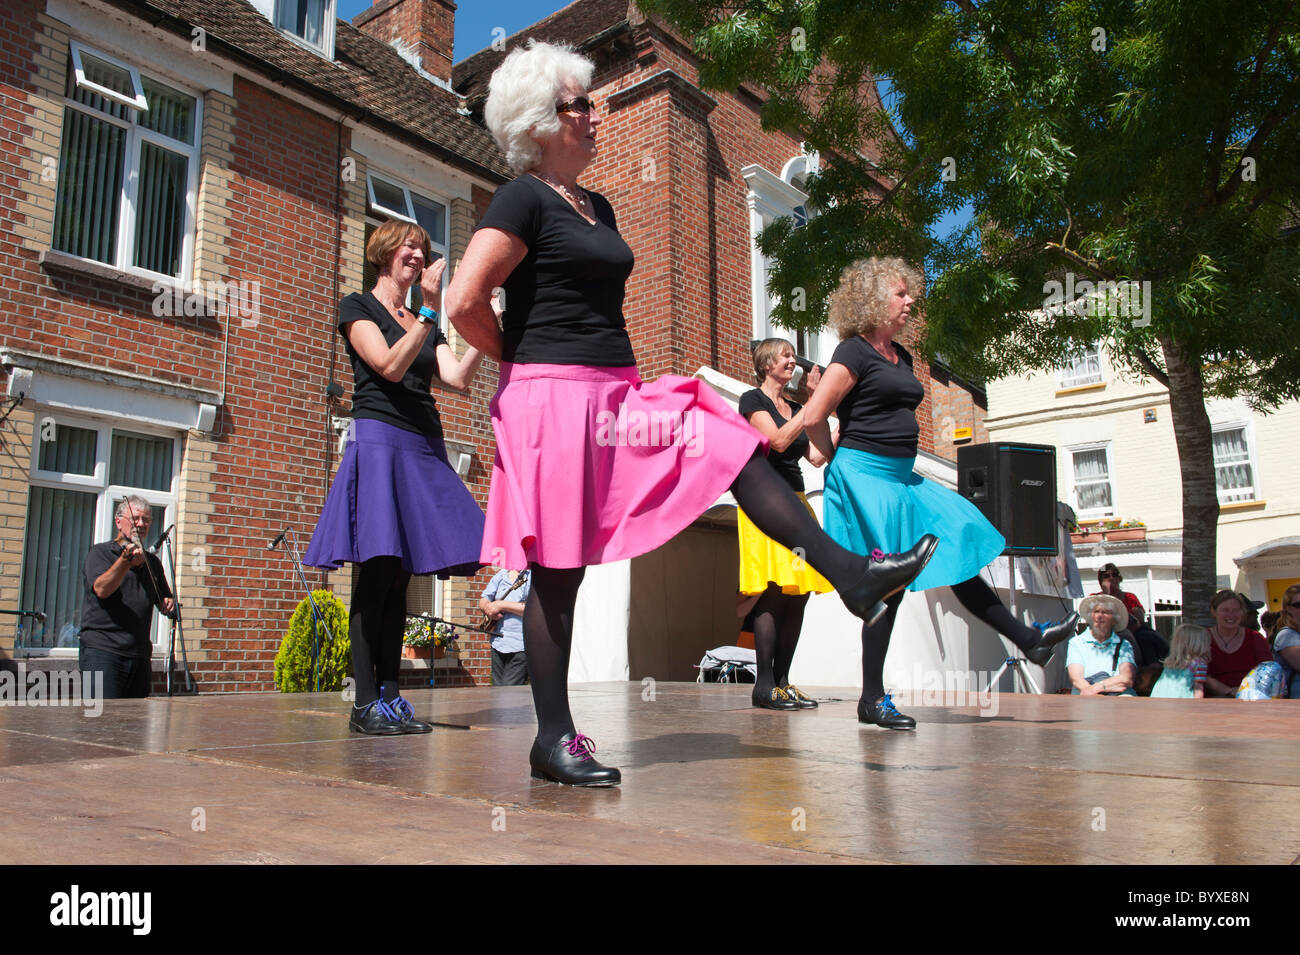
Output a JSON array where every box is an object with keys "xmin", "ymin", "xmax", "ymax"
[
  {"xmin": 491, "ymin": 648, "xmax": 529, "ymax": 686},
  {"xmin": 79, "ymin": 644, "xmax": 151, "ymax": 698}
]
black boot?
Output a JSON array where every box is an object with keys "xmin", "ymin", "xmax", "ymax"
[
  {"xmin": 858, "ymin": 693, "xmax": 916, "ymax": 730},
  {"xmin": 1023, "ymin": 612, "xmax": 1080, "ymax": 667},
  {"xmin": 529, "ymin": 733, "xmax": 621, "ymax": 786},
  {"xmin": 840, "ymin": 535, "xmax": 939, "ymax": 625}
]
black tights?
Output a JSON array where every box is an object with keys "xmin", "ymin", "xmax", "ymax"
[
  {"xmin": 752, "ymin": 586, "xmax": 810, "ymax": 695},
  {"xmin": 858, "ymin": 575, "xmax": 1041, "ymax": 704},
  {"xmin": 526, "ymin": 451, "xmax": 863, "ymax": 746},
  {"xmin": 350, "ymin": 556, "xmax": 411, "ymax": 707}
]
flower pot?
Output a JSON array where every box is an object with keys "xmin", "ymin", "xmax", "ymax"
[
  {"xmin": 1104, "ymin": 528, "xmax": 1146, "ymax": 542},
  {"xmin": 434, "ymin": 645, "xmax": 446, "ymax": 659},
  {"xmin": 402, "ymin": 645, "xmax": 431, "ymax": 660},
  {"xmin": 1070, "ymin": 532, "xmax": 1103, "ymax": 544}
]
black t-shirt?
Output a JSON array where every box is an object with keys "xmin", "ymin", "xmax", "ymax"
[
  {"xmin": 340, "ymin": 292, "xmax": 449, "ymax": 438},
  {"xmin": 738, "ymin": 388, "xmax": 807, "ymax": 492},
  {"xmin": 829, "ymin": 337, "xmax": 924, "ymax": 457},
  {"xmin": 79, "ymin": 541, "xmax": 175, "ymax": 658},
  {"xmin": 476, "ymin": 175, "xmax": 636, "ymax": 366}
]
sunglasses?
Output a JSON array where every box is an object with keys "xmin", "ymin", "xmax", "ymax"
[{"xmin": 556, "ymin": 96, "xmax": 596, "ymax": 115}]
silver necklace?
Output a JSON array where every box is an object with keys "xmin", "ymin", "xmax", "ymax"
[{"xmin": 537, "ymin": 173, "xmax": 589, "ymax": 211}]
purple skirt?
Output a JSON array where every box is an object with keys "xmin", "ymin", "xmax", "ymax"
[{"xmin": 304, "ymin": 418, "xmax": 484, "ymax": 577}]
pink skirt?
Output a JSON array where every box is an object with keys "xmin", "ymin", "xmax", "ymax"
[{"xmin": 483, "ymin": 363, "xmax": 766, "ymax": 569}]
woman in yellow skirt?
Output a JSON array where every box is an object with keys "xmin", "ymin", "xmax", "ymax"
[{"xmin": 738, "ymin": 339, "xmax": 835, "ymax": 710}]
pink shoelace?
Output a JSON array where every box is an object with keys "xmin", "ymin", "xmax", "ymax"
[{"xmin": 564, "ymin": 733, "xmax": 597, "ymax": 760}]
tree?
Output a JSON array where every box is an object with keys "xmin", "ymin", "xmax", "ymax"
[{"xmin": 641, "ymin": 0, "xmax": 1300, "ymax": 618}]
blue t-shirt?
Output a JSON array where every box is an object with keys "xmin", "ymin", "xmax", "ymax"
[
  {"xmin": 482, "ymin": 569, "xmax": 531, "ymax": 654},
  {"xmin": 1273, "ymin": 627, "xmax": 1300, "ymax": 699},
  {"xmin": 1066, "ymin": 631, "xmax": 1135, "ymax": 678}
]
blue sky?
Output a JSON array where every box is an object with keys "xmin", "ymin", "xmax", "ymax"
[{"xmin": 337, "ymin": 0, "xmax": 572, "ymax": 62}]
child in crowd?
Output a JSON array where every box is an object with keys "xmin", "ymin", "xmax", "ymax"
[{"xmin": 1150, "ymin": 624, "xmax": 1211, "ymax": 698}]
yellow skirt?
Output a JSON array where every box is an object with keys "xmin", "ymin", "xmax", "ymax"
[{"xmin": 737, "ymin": 493, "xmax": 835, "ymax": 596}]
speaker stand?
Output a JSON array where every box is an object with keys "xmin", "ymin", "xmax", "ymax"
[{"xmin": 993, "ymin": 554, "xmax": 1045, "ymax": 695}]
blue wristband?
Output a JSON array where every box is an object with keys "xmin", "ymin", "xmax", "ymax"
[{"xmin": 418, "ymin": 306, "xmax": 438, "ymax": 322}]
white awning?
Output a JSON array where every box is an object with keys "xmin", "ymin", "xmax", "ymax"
[{"xmin": 1233, "ymin": 536, "xmax": 1300, "ymax": 565}]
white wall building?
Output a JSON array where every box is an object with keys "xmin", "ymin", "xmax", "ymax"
[{"xmin": 984, "ymin": 343, "xmax": 1300, "ymax": 626}]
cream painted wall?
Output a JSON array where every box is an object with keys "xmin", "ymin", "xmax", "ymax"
[{"xmin": 985, "ymin": 350, "xmax": 1300, "ymax": 585}]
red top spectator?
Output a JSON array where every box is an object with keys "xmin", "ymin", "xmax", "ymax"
[
  {"xmin": 1093, "ymin": 563, "xmax": 1145, "ymax": 617},
  {"xmin": 1204, "ymin": 589, "xmax": 1272, "ymax": 696}
]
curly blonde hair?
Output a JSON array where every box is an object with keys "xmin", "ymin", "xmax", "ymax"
[{"xmin": 827, "ymin": 257, "xmax": 924, "ymax": 340}]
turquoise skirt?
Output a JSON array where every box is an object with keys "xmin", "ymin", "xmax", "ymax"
[{"xmin": 824, "ymin": 448, "xmax": 1005, "ymax": 592}]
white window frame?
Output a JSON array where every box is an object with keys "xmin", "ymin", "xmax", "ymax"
[
  {"xmin": 57, "ymin": 42, "xmax": 202, "ymax": 285},
  {"xmin": 364, "ymin": 171, "xmax": 450, "ymax": 320},
  {"xmin": 1058, "ymin": 341, "xmax": 1104, "ymax": 389},
  {"xmin": 69, "ymin": 41, "xmax": 148, "ymax": 111},
  {"xmin": 743, "ymin": 158, "xmax": 835, "ymax": 367},
  {"xmin": 274, "ymin": 0, "xmax": 337, "ymax": 59},
  {"xmin": 1211, "ymin": 421, "xmax": 1259, "ymax": 504},
  {"xmin": 1067, "ymin": 442, "xmax": 1116, "ymax": 519},
  {"xmin": 22, "ymin": 410, "xmax": 181, "ymax": 654}
]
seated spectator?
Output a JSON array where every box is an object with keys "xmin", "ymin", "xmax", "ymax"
[
  {"xmin": 1260, "ymin": 610, "xmax": 1280, "ymax": 645},
  {"xmin": 1150, "ymin": 624, "xmax": 1211, "ymax": 698},
  {"xmin": 1271, "ymin": 584, "xmax": 1300, "ymax": 700},
  {"xmin": 1067, "ymin": 594, "xmax": 1137, "ymax": 695},
  {"xmin": 1125, "ymin": 604, "xmax": 1170, "ymax": 668},
  {"xmin": 1204, "ymin": 589, "xmax": 1273, "ymax": 697},
  {"xmin": 1093, "ymin": 563, "xmax": 1144, "ymax": 617}
]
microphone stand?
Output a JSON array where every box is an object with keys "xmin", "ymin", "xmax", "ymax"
[
  {"xmin": 270, "ymin": 527, "xmax": 336, "ymax": 693},
  {"xmin": 155, "ymin": 526, "xmax": 194, "ymax": 696}
]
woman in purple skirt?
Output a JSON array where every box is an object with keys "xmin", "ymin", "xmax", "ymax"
[
  {"xmin": 305, "ymin": 220, "xmax": 486, "ymax": 735},
  {"xmin": 444, "ymin": 42, "xmax": 936, "ymax": 787}
]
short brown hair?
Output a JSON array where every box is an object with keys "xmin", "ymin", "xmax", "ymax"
[
  {"xmin": 1209, "ymin": 589, "xmax": 1243, "ymax": 612},
  {"xmin": 827, "ymin": 257, "xmax": 924, "ymax": 340},
  {"xmin": 366, "ymin": 219, "xmax": 432, "ymax": 272},
  {"xmin": 752, "ymin": 338, "xmax": 794, "ymax": 384}
]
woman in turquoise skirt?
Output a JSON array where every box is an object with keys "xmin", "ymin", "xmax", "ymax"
[{"xmin": 804, "ymin": 258, "xmax": 1078, "ymax": 729}]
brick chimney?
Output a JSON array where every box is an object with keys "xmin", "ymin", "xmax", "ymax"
[{"xmin": 353, "ymin": 0, "xmax": 456, "ymax": 86}]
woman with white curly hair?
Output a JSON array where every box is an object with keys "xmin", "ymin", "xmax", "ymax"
[
  {"xmin": 445, "ymin": 43, "xmax": 937, "ymax": 786},
  {"xmin": 803, "ymin": 257, "xmax": 1078, "ymax": 728}
]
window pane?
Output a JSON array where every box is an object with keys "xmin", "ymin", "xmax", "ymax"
[
  {"xmin": 411, "ymin": 192, "xmax": 446, "ymax": 245},
  {"xmin": 277, "ymin": 0, "xmax": 327, "ymax": 44},
  {"xmin": 370, "ymin": 175, "xmax": 407, "ymax": 215},
  {"xmin": 1073, "ymin": 448, "xmax": 1108, "ymax": 481},
  {"xmin": 19, "ymin": 486, "xmax": 97, "ymax": 649},
  {"xmin": 110, "ymin": 431, "xmax": 174, "ymax": 491},
  {"xmin": 1076, "ymin": 480, "xmax": 1113, "ymax": 511},
  {"xmin": 139, "ymin": 77, "xmax": 196, "ymax": 145},
  {"xmin": 78, "ymin": 51, "xmax": 136, "ymax": 100},
  {"xmin": 66, "ymin": 61, "xmax": 131, "ymax": 121},
  {"xmin": 37, "ymin": 423, "xmax": 98, "ymax": 476},
  {"xmin": 133, "ymin": 140, "xmax": 188, "ymax": 276},
  {"xmin": 53, "ymin": 107, "xmax": 126, "ymax": 264}
]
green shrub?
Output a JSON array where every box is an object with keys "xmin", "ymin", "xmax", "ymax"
[{"xmin": 274, "ymin": 589, "xmax": 351, "ymax": 693}]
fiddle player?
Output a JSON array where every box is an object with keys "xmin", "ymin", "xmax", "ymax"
[{"xmin": 78, "ymin": 495, "xmax": 176, "ymax": 698}]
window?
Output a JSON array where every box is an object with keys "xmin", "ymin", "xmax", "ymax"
[
  {"xmin": 52, "ymin": 42, "xmax": 199, "ymax": 281},
  {"xmin": 19, "ymin": 414, "xmax": 178, "ymax": 651},
  {"xmin": 1070, "ymin": 444, "xmax": 1114, "ymax": 517},
  {"xmin": 275, "ymin": 0, "xmax": 336, "ymax": 56},
  {"xmin": 363, "ymin": 172, "xmax": 449, "ymax": 319},
  {"xmin": 1212, "ymin": 424, "xmax": 1257, "ymax": 503},
  {"xmin": 743, "ymin": 157, "xmax": 836, "ymax": 367},
  {"xmin": 1058, "ymin": 343, "xmax": 1103, "ymax": 389}
]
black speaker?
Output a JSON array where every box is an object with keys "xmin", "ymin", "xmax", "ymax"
[{"xmin": 957, "ymin": 443, "xmax": 1058, "ymax": 556}]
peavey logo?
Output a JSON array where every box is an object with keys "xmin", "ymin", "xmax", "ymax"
[
  {"xmin": 1019, "ymin": 479, "xmax": 1045, "ymax": 487},
  {"xmin": 49, "ymin": 885, "xmax": 151, "ymax": 935}
]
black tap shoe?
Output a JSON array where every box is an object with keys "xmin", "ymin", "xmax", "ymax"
[{"xmin": 529, "ymin": 733, "xmax": 622, "ymax": 786}]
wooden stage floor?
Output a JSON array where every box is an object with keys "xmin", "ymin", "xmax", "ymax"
[{"xmin": 1, "ymin": 682, "xmax": 1295, "ymax": 865}]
